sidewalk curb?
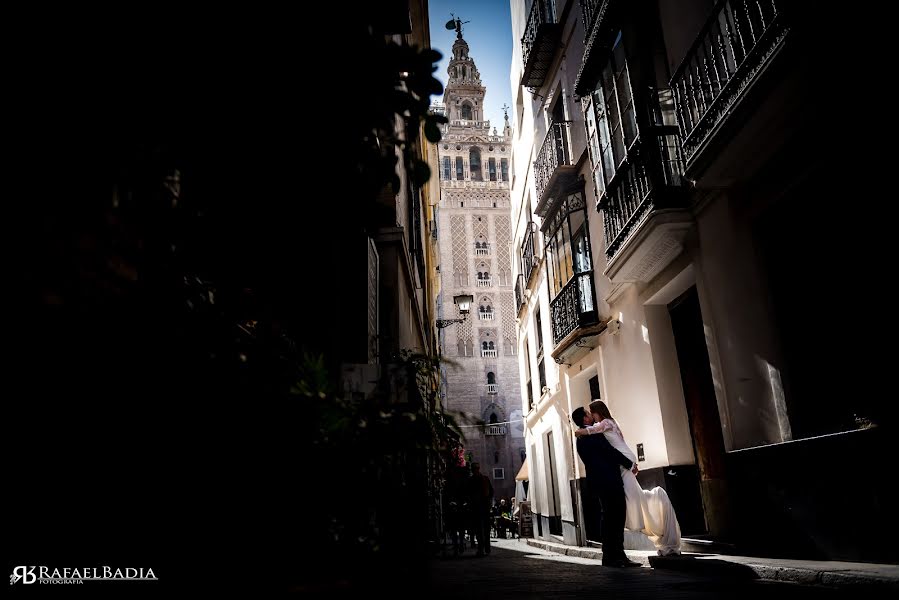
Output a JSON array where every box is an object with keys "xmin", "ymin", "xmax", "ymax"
[
  {"xmin": 649, "ymin": 555, "xmax": 899, "ymax": 591},
  {"xmin": 523, "ymin": 538, "xmax": 652, "ymax": 566},
  {"xmin": 747, "ymin": 563, "xmax": 899, "ymax": 591}
]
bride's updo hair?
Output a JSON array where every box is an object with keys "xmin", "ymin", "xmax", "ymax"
[{"xmin": 588, "ymin": 399, "xmax": 613, "ymax": 422}]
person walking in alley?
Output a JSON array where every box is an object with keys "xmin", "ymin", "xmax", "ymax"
[
  {"xmin": 576, "ymin": 400, "xmax": 682, "ymax": 555},
  {"xmin": 467, "ymin": 462, "xmax": 494, "ymax": 556},
  {"xmin": 445, "ymin": 465, "xmax": 470, "ymax": 556},
  {"xmin": 572, "ymin": 407, "xmax": 641, "ymax": 568}
]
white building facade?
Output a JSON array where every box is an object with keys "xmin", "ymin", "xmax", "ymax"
[{"xmin": 509, "ymin": 0, "xmax": 886, "ymax": 561}]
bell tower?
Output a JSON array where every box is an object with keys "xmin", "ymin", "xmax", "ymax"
[
  {"xmin": 444, "ymin": 25, "xmax": 486, "ymax": 125},
  {"xmin": 432, "ymin": 17, "xmax": 520, "ymax": 501}
]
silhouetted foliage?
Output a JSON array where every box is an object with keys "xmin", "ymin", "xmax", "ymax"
[{"xmin": 16, "ymin": 7, "xmax": 449, "ymax": 592}]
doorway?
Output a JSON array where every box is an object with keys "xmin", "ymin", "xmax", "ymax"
[
  {"xmin": 545, "ymin": 431, "xmax": 562, "ymax": 535},
  {"xmin": 668, "ymin": 286, "xmax": 727, "ymax": 536}
]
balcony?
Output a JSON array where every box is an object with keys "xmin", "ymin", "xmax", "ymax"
[
  {"xmin": 486, "ymin": 384, "xmax": 498, "ymax": 394},
  {"xmin": 520, "ymin": 0, "xmax": 561, "ymax": 90},
  {"xmin": 598, "ymin": 92, "xmax": 693, "ymax": 284},
  {"xmin": 481, "ymin": 349, "xmax": 498, "ymax": 358},
  {"xmin": 549, "ymin": 271, "xmax": 599, "ymax": 345},
  {"xmin": 579, "ymin": 0, "xmax": 609, "ymax": 37},
  {"xmin": 520, "ymin": 221, "xmax": 540, "ymax": 284},
  {"xmin": 515, "ymin": 273, "xmax": 526, "ymax": 314},
  {"xmin": 574, "ymin": 0, "xmax": 620, "ymax": 96},
  {"xmin": 549, "ymin": 271, "xmax": 612, "ymax": 365},
  {"xmin": 479, "ymin": 310, "xmax": 495, "ymax": 321},
  {"xmin": 477, "ymin": 279, "xmax": 492, "ymax": 288},
  {"xmin": 485, "ymin": 425, "xmax": 506, "ymax": 436},
  {"xmin": 534, "ymin": 121, "xmax": 577, "ymax": 214},
  {"xmin": 442, "ymin": 179, "xmax": 508, "ymax": 190},
  {"xmin": 449, "ymin": 119, "xmax": 490, "ymax": 129},
  {"xmin": 671, "ymin": 0, "xmax": 787, "ymax": 171},
  {"xmin": 475, "ymin": 244, "xmax": 490, "ymax": 256}
]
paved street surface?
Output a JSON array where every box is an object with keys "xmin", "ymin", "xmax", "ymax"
[{"xmin": 421, "ymin": 538, "xmax": 871, "ymax": 598}]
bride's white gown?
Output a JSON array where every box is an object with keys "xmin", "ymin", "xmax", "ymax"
[{"xmin": 587, "ymin": 418, "xmax": 682, "ymax": 556}]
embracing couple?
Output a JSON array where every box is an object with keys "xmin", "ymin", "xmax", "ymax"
[{"xmin": 571, "ymin": 400, "xmax": 682, "ymax": 568}]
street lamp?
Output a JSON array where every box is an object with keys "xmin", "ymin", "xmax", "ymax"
[{"xmin": 436, "ymin": 294, "xmax": 474, "ymax": 328}]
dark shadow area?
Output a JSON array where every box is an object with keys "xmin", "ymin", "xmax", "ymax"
[
  {"xmin": 726, "ymin": 426, "xmax": 895, "ymax": 563},
  {"xmin": 10, "ymin": 4, "xmax": 446, "ymax": 594},
  {"xmin": 648, "ymin": 555, "xmax": 760, "ymax": 580}
]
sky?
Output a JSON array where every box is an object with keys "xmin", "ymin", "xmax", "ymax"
[{"xmin": 429, "ymin": 0, "xmax": 514, "ymax": 133}]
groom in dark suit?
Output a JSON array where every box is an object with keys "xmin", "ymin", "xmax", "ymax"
[{"xmin": 572, "ymin": 406, "xmax": 641, "ymax": 568}]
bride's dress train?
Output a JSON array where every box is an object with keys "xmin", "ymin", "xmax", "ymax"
[
  {"xmin": 621, "ymin": 469, "xmax": 682, "ymax": 556},
  {"xmin": 591, "ymin": 418, "xmax": 682, "ymax": 555}
]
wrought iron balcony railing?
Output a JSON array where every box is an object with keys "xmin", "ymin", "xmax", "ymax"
[
  {"xmin": 597, "ymin": 89, "xmax": 686, "ymax": 261},
  {"xmin": 573, "ymin": 0, "xmax": 618, "ymax": 96},
  {"xmin": 598, "ymin": 140, "xmax": 685, "ymax": 260},
  {"xmin": 477, "ymin": 279, "xmax": 492, "ymax": 288},
  {"xmin": 550, "ymin": 271, "xmax": 598, "ymax": 345},
  {"xmin": 521, "ymin": 0, "xmax": 561, "ymax": 89},
  {"xmin": 485, "ymin": 425, "xmax": 506, "ymax": 436},
  {"xmin": 515, "ymin": 273, "xmax": 526, "ymax": 314},
  {"xmin": 534, "ymin": 121, "xmax": 574, "ymax": 205},
  {"xmin": 671, "ymin": 0, "xmax": 787, "ymax": 165},
  {"xmin": 481, "ymin": 349, "xmax": 498, "ymax": 358},
  {"xmin": 486, "ymin": 384, "xmax": 498, "ymax": 394},
  {"xmin": 520, "ymin": 221, "xmax": 540, "ymax": 283},
  {"xmin": 579, "ymin": 0, "xmax": 610, "ymax": 41},
  {"xmin": 449, "ymin": 119, "xmax": 491, "ymax": 129}
]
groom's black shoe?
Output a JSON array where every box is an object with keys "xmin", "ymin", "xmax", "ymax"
[{"xmin": 603, "ymin": 558, "xmax": 641, "ymax": 568}]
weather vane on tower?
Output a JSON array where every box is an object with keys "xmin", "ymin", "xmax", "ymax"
[{"xmin": 445, "ymin": 14, "xmax": 470, "ymax": 38}]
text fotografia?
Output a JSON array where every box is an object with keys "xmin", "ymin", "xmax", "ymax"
[{"xmin": 10, "ymin": 566, "xmax": 157, "ymax": 585}]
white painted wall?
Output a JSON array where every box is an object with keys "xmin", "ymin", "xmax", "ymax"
[
  {"xmin": 694, "ymin": 193, "xmax": 792, "ymax": 449},
  {"xmin": 598, "ymin": 288, "xmax": 671, "ymax": 469}
]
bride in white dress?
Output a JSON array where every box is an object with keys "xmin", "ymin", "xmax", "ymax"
[{"xmin": 578, "ymin": 400, "xmax": 682, "ymax": 556}]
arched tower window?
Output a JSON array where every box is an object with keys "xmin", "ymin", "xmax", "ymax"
[
  {"xmin": 469, "ymin": 147, "xmax": 482, "ymax": 181},
  {"xmin": 461, "ymin": 103, "xmax": 473, "ymax": 120},
  {"xmin": 487, "ymin": 372, "xmax": 496, "ymax": 384},
  {"xmin": 479, "ymin": 295, "xmax": 495, "ymax": 320}
]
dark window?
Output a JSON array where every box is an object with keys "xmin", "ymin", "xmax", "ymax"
[
  {"xmin": 524, "ymin": 337, "xmax": 534, "ymax": 409},
  {"xmin": 538, "ymin": 358, "xmax": 546, "ymax": 391},
  {"xmin": 501, "ymin": 159, "xmax": 509, "ymax": 181},
  {"xmin": 584, "ymin": 32, "xmax": 637, "ymax": 195},
  {"xmin": 535, "ymin": 308, "xmax": 544, "ymax": 354},
  {"xmin": 443, "ymin": 157, "xmax": 451, "ymax": 180},
  {"xmin": 469, "ymin": 148, "xmax": 482, "ymax": 181},
  {"xmin": 589, "ymin": 374, "xmax": 601, "ymax": 401},
  {"xmin": 544, "ymin": 191, "xmax": 593, "ymax": 299},
  {"xmin": 456, "ymin": 157, "xmax": 464, "ymax": 180},
  {"xmin": 489, "ymin": 158, "xmax": 497, "ymax": 181}
]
